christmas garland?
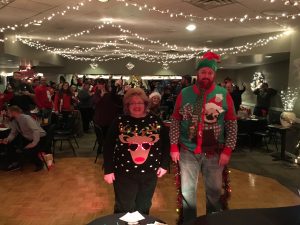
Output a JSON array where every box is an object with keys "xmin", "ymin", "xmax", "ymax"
[
  {"xmin": 220, "ymin": 166, "xmax": 231, "ymax": 210},
  {"xmin": 174, "ymin": 162, "xmax": 183, "ymax": 225},
  {"xmin": 174, "ymin": 163, "xmax": 231, "ymax": 224}
]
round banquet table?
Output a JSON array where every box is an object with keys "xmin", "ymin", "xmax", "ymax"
[
  {"xmin": 87, "ymin": 213, "xmax": 165, "ymax": 225},
  {"xmin": 184, "ymin": 205, "xmax": 300, "ymax": 225}
]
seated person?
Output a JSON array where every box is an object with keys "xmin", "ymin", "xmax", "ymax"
[{"xmin": 0, "ymin": 106, "xmax": 47, "ymax": 172}]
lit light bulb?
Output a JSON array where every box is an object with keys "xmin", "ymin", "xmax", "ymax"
[{"xmin": 186, "ymin": 24, "xmax": 196, "ymax": 31}]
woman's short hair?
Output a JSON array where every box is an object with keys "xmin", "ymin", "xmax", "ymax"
[{"xmin": 123, "ymin": 87, "xmax": 149, "ymax": 115}]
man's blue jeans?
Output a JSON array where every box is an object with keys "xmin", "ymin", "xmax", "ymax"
[{"xmin": 179, "ymin": 148, "xmax": 224, "ymax": 223}]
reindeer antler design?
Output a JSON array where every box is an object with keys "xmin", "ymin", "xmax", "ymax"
[{"xmin": 119, "ymin": 122, "xmax": 161, "ymax": 137}]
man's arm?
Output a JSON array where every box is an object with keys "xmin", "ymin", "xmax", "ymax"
[
  {"xmin": 268, "ymin": 88, "xmax": 277, "ymax": 96},
  {"xmin": 223, "ymin": 93, "xmax": 238, "ymax": 157},
  {"xmin": 240, "ymin": 83, "xmax": 246, "ymax": 93},
  {"xmin": 253, "ymin": 88, "xmax": 259, "ymax": 95},
  {"xmin": 6, "ymin": 121, "xmax": 18, "ymax": 143}
]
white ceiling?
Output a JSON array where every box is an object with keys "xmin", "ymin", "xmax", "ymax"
[{"xmin": 0, "ymin": 0, "xmax": 299, "ymax": 68}]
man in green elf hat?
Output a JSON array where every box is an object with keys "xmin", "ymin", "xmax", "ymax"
[{"xmin": 169, "ymin": 51, "xmax": 237, "ymax": 223}]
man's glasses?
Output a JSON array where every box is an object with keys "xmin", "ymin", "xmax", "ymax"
[{"xmin": 128, "ymin": 142, "xmax": 152, "ymax": 151}]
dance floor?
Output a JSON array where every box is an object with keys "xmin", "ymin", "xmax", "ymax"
[{"xmin": 0, "ymin": 157, "xmax": 300, "ymax": 225}]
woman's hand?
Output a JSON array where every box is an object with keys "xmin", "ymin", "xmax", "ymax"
[
  {"xmin": 157, "ymin": 167, "xmax": 167, "ymax": 178},
  {"xmin": 104, "ymin": 173, "xmax": 115, "ymax": 184}
]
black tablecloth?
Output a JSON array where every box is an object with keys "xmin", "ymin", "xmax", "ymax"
[
  {"xmin": 237, "ymin": 118, "xmax": 268, "ymax": 134},
  {"xmin": 184, "ymin": 205, "xmax": 300, "ymax": 225},
  {"xmin": 87, "ymin": 213, "xmax": 165, "ymax": 225}
]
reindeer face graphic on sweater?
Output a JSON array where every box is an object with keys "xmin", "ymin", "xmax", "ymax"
[{"xmin": 119, "ymin": 124, "xmax": 160, "ymax": 165}]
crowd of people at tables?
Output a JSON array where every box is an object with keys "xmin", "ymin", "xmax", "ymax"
[{"xmin": 0, "ymin": 72, "xmax": 190, "ymax": 172}]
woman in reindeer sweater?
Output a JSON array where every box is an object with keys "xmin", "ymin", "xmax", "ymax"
[{"xmin": 103, "ymin": 87, "xmax": 170, "ymax": 215}]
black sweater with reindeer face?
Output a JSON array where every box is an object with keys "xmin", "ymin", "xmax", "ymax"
[{"xmin": 103, "ymin": 114, "xmax": 170, "ymax": 175}]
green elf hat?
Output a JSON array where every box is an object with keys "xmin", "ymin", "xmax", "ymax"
[{"xmin": 196, "ymin": 51, "xmax": 221, "ymax": 71}]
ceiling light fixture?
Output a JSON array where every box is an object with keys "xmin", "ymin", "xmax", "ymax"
[
  {"xmin": 265, "ymin": 55, "xmax": 272, "ymax": 58},
  {"xmin": 98, "ymin": 0, "xmax": 109, "ymax": 2},
  {"xmin": 186, "ymin": 24, "xmax": 196, "ymax": 31}
]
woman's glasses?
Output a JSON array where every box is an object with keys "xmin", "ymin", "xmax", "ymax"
[{"xmin": 128, "ymin": 102, "xmax": 145, "ymax": 106}]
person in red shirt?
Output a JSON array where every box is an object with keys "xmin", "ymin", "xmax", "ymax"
[
  {"xmin": 34, "ymin": 77, "xmax": 53, "ymax": 122},
  {"xmin": 54, "ymin": 82, "xmax": 72, "ymax": 113}
]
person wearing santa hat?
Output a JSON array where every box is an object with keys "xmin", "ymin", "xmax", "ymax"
[
  {"xmin": 169, "ymin": 52, "xmax": 237, "ymax": 223},
  {"xmin": 148, "ymin": 92, "xmax": 162, "ymax": 118}
]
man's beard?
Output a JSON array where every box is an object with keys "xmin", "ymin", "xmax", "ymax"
[{"xmin": 198, "ymin": 78, "xmax": 213, "ymax": 89}]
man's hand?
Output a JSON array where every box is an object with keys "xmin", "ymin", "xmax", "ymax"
[
  {"xmin": 170, "ymin": 152, "xmax": 180, "ymax": 163},
  {"xmin": 24, "ymin": 142, "xmax": 36, "ymax": 149},
  {"xmin": 219, "ymin": 153, "xmax": 230, "ymax": 166},
  {"xmin": 104, "ymin": 173, "xmax": 115, "ymax": 184},
  {"xmin": 157, "ymin": 167, "xmax": 167, "ymax": 178}
]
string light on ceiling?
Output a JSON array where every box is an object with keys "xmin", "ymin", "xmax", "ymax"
[
  {"xmin": 15, "ymin": 35, "xmax": 118, "ymax": 54},
  {"xmin": 0, "ymin": 0, "xmax": 91, "ymax": 32},
  {"xmin": 23, "ymin": 21, "xmax": 291, "ymax": 55},
  {"xmin": 263, "ymin": 0, "xmax": 300, "ymax": 6},
  {"xmin": 119, "ymin": 0, "xmax": 300, "ymax": 22},
  {"xmin": 1, "ymin": 0, "xmax": 299, "ymax": 34},
  {"xmin": 16, "ymin": 36, "xmax": 194, "ymax": 64},
  {"xmin": 14, "ymin": 26, "xmax": 293, "ymax": 64}
]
